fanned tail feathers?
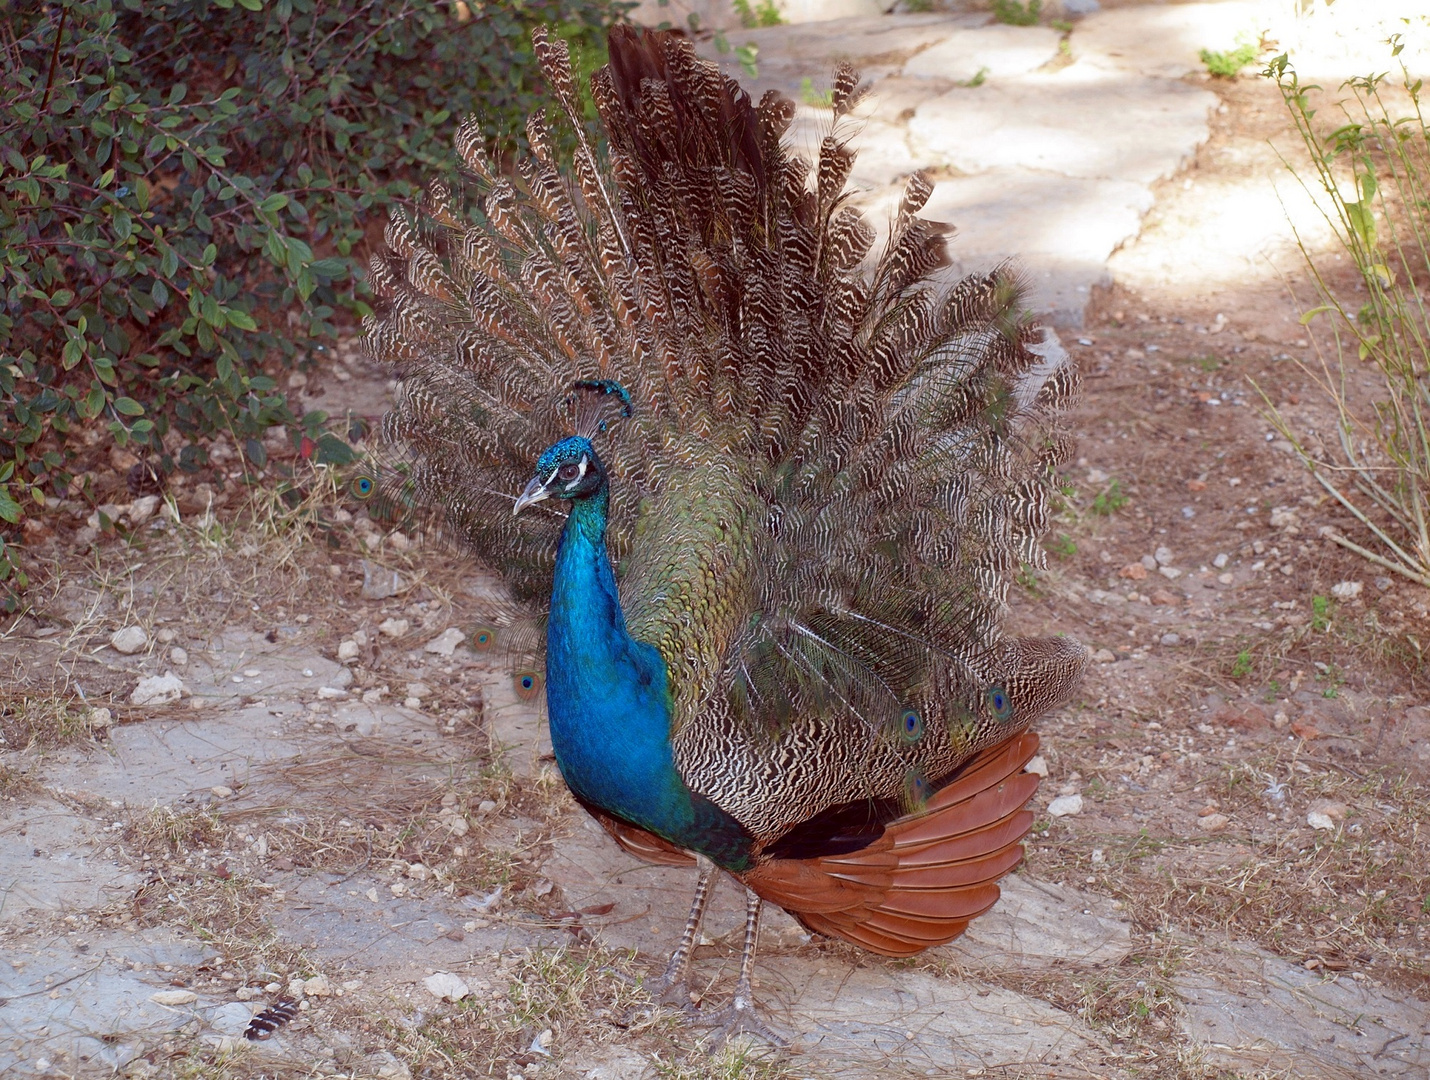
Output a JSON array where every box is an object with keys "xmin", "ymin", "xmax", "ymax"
[{"xmin": 361, "ymin": 27, "xmax": 1081, "ymax": 759}]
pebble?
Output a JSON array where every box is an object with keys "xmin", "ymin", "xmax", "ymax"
[
  {"xmin": 1092, "ymin": 648, "xmax": 1116, "ymax": 663},
  {"xmin": 169, "ymin": 646, "xmax": 188, "ymax": 666},
  {"xmin": 1025, "ymin": 755, "xmax": 1049, "ymax": 778},
  {"xmin": 1197, "ymin": 813, "xmax": 1230, "ymax": 832},
  {"xmin": 235, "ymin": 986, "xmax": 255, "ymax": 1001},
  {"xmin": 1212, "ymin": 553, "xmax": 1229, "ymax": 569},
  {"xmin": 210, "ymin": 786, "xmax": 233, "ymax": 798},
  {"xmin": 390, "ymin": 881, "xmax": 408, "ymax": 897},
  {"xmin": 477, "ymin": 799, "xmax": 498, "ymax": 814},
  {"xmin": 109, "ymin": 626, "xmax": 149, "ymax": 655},
  {"xmin": 1140, "ymin": 554, "xmax": 1158, "ymax": 571},
  {"xmin": 424, "ymin": 628, "xmax": 466, "ymax": 657},
  {"xmin": 406, "ymin": 862, "xmax": 432, "ymax": 881},
  {"xmin": 1159, "ymin": 633, "xmax": 1181, "ymax": 647},
  {"xmin": 378, "ymin": 618, "xmax": 410, "ymax": 639},
  {"xmin": 1330, "ymin": 580, "xmax": 1362, "ymax": 600},
  {"xmin": 130, "ymin": 673, "xmax": 186, "ymax": 706},
  {"xmin": 423, "ymin": 972, "xmax": 471, "ymax": 1002},
  {"xmin": 150, "ymin": 990, "xmax": 198, "ymax": 1006},
  {"xmin": 1157, "ymin": 566, "xmax": 1182, "ymax": 579},
  {"xmin": 361, "ymin": 560, "xmax": 405, "ymax": 600},
  {"xmin": 1217, "ymin": 572, "xmax": 1235, "ymax": 585},
  {"xmin": 1307, "ymin": 811, "xmax": 1336, "ymax": 831},
  {"xmin": 317, "ymin": 686, "xmax": 348, "ymax": 700},
  {"xmin": 304, "ymin": 975, "xmax": 332, "ymax": 997},
  {"xmin": 337, "ymin": 639, "xmax": 360, "ymax": 661},
  {"xmin": 1047, "ymin": 794, "xmax": 1083, "ymax": 818},
  {"xmin": 1308, "ymin": 798, "xmax": 1348, "ymax": 822},
  {"xmin": 366, "ymin": 888, "xmax": 380, "ymax": 903},
  {"xmin": 155, "ymin": 627, "xmax": 176, "ymax": 644}
]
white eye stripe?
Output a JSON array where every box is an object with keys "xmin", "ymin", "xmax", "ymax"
[
  {"xmin": 545, "ymin": 466, "xmax": 560, "ymax": 486},
  {"xmin": 564, "ymin": 454, "xmax": 588, "ymax": 491}
]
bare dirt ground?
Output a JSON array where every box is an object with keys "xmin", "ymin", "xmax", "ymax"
[{"xmin": 3, "ymin": 11, "xmax": 1429, "ymax": 1080}]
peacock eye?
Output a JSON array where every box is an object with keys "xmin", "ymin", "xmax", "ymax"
[{"xmin": 558, "ymin": 463, "xmax": 580, "ymax": 481}]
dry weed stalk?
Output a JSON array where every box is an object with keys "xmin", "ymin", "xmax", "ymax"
[{"xmin": 1261, "ymin": 42, "xmax": 1430, "ymax": 587}]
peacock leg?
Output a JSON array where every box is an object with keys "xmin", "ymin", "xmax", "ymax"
[
  {"xmin": 644, "ymin": 854, "xmax": 718, "ymax": 1008},
  {"xmin": 695, "ymin": 886, "xmax": 787, "ymax": 1048}
]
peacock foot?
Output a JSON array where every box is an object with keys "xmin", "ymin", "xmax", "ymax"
[
  {"xmin": 692, "ymin": 988, "xmax": 788, "ymax": 1049},
  {"xmin": 641, "ymin": 967, "xmax": 703, "ymax": 1010}
]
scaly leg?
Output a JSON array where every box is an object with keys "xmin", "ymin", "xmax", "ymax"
[
  {"xmin": 644, "ymin": 854, "xmax": 718, "ymax": 1008},
  {"xmin": 695, "ymin": 886, "xmax": 787, "ymax": 1047}
]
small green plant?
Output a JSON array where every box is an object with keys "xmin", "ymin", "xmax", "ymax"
[
  {"xmin": 1200, "ymin": 42, "xmax": 1259, "ymax": 79},
  {"xmin": 1090, "ymin": 478, "xmax": 1129, "ymax": 516},
  {"xmin": 1046, "ymin": 533, "xmax": 1077, "ymax": 558},
  {"xmin": 992, "ymin": 0, "xmax": 1042, "ymax": 27},
  {"xmin": 733, "ymin": 0, "xmax": 782, "ymax": 28},
  {"xmin": 1231, "ymin": 650, "xmax": 1254, "ymax": 678},
  {"xmin": 1194, "ymin": 354, "xmax": 1225, "ymax": 372},
  {"xmin": 1311, "ymin": 594, "xmax": 1331, "ymax": 632},
  {"xmin": 1259, "ymin": 44, "xmax": 1430, "ymax": 588},
  {"xmin": 960, "ymin": 66, "xmax": 990, "ymax": 88},
  {"xmin": 799, "ymin": 77, "xmax": 833, "ymax": 108}
]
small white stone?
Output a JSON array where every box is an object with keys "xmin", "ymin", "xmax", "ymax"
[
  {"xmin": 424, "ymin": 628, "xmax": 466, "ymax": 657},
  {"xmin": 1159, "ymin": 633, "xmax": 1181, "ymax": 647},
  {"xmin": 1212, "ymin": 553, "xmax": 1229, "ymax": 569},
  {"xmin": 1307, "ymin": 811, "xmax": 1335, "ymax": 831},
  {"xmin": 128, "ymin": 494, "xmax": 160, "ymax": 524},
  {"xmin": 446, "ymin": 816, "xmax": 470, "ymax": 837},
  {"xmin": 169, "ymin": 646, "xmax": 188, "ymax": 666},
  {"xmin": 1217, "ymin": 573, "xmax": 1235, "ymax": 585},
  {"xmin": 337, "ymin": 639, "xmax": 360, "ymax": 662},
  {"xmin": 155, "ymin": 627, "xmax": 176, "ymax": 644},
  {"xmin": 87, "ymin": 707, "xmax": 113, "ymax": 729},
  {"xmin": 1198, "ymin": 813, "xmax": 1230, "ymax": 832},
  {"xmin": 390, "ymin": 881, "xmax": 408, "ymax": 897},
  {"xmin": 477, "ymin": 799, "xmax": 498, "ymax": 814},
  {"xmin": 109, "ymin": 626, "xmax": 149, "ymax": 655},
  {"xmin": 366, "ymin": 887, "xmax": 380, "ymax": 903},
  {"xmin": 1047, "ymin": 794, "xmax": 1083, "ymax": 818},
  {"xmin": 404, "ymin": 697, "xmax": 422, "ymax": 709},
  {"xmin": 1091, "ymin": 848, "xmax": 1105, "ymax": 864},
  {"xmin": 264, "ymin": 982, "xmax": 282, "ymax": 994},
  {"xmin": 379, "ymin": 618, "xmax": 410, "ymax": 639},
  {"xmin": 1157, "ymin": 566, "xmax": 1182, "ymax": 580},
  {"xmin": 303, "ymin": 975, "xmax": 332, "ymax": 997},
  {"xmin": 210, "ymin": 785, "xmax": 233, "ymax": 798},
  {"xmin": 317, "ymin": 686, "xmax": 347, "ymax": 700},
  {"xmin": 150, "ymin": 989, "xmax": 198, "ymax": 1006},
  {"xmin": 1092, "ymin": 647, "xmax": 1117, "ymax": 663},
  {"xmin": 1154, "ymin": 546, "xmax": 1173, "ymax": 566},
  {"xmin": 130, "ymin": 673, "xmax": 186, "ymax": 706},
  {"xmin": 235, "ymin": 986, "xmax": 255, "ymax": 1001},
  {"xmin": 1025, "ymin": 755, "xmax": 1049, "ymax": 778},
  {"xmin": 1330, "ymin": 580, "xmax": 1362, "ymax": 600},
  {"xmin": 406, "ymin": 862, "xmax": 432, "ymax": 881},
  {"xmin": 423, "ymin": 972, "xmax": 471, "ymax": 1002},
  {"xmin": 1140, "ymin": 554, "xmax": 1158, "ymax": 571}
]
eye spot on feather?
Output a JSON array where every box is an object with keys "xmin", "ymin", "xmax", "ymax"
[
  {"xmin": 472, "ymin": 626, "xmax": 496, "ymax": 651},
  {"xmin": 986, "ymin": 686, "xmax": 1012, "ymax": 720},
  {"xmin": 351, "ymin": 475, "xmax": 375, "ymax": 499},
  {"xmin": 514, "ymin": 670, "xmax": 542, "ymax": 700},
  {"xmin": 899, "ymin": 708, "xmax": 924, "ymax": 743},
  {"xmin": 903, "ymin": 768, "xmax": 931, "ymax": 811}
]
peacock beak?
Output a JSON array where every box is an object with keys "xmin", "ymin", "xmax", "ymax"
[{"xmin": 512, "ymin": 477, "xmax": 549, "ymax": 516}]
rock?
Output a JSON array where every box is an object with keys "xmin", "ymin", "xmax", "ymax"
[
  {"xmin": 1217, "ymin": 572, "xmax": 1235, "ymax": 585},
  {"xmin": 1154, "ymin": 546, "xmax": 1173, "ymax": 566},
  {"xmin": 1330, "ymin": 580, "xmax": 1362, "ymax": 600},
  {"xmin": 150, "ymin": 990, "xmax": 198, "ymax": 1006},
  {"xmin": 303, "ymin": 975, "xmax": 332, "ymax": 997},
  {"xmin": 169, "ymin": 646, "xmax": 188, "ymax": 666},
  {"xmin": 378, "ymin": 618, "xmax": 410, "ymax": 639},
  {"xmin": 423, "ymin": 628, "xmax": 465, "ymax": 656},
  {"xmin": 1141, "ymin": 554, "xmax": 1158, "ymax": 570},
  {"xmin": 578, "ymin": 1046, "xmax": 653, "ymax": 1080},
  {"xmin": 406, "ymin": 862, "xmax": 432, "ymax": 881},
  {"xmin": 902, "ymin": 25, "xmax": 1062, "ymax": 83},
  {"xmin": 210, "ymin": 786, "xmax": 233, "ymax": 798},
  {"xmin": 87, "ymin": 707, "xmax": 112, "ymax": 729},
  {"xmin": 207, "ymin": 1001, "xmax": 253, "ymax": 1037},
  {"xmin": 1270, "ymin": 506, "xmax": 1297, "ymax": 528},
  {"xmin": 1025, "ymin": 755, "xmax": 1049, "ymax": 778},
  {"xmin": 1159, "ymin": 633, "xmax": 1181, "ymax": 647},
  {"xmin": 1214, "ymin": 704, "xmax": 1268, "ymax": 731},
  {"xmin": 477, "ymin": 799, "xmax": 498, "ymax": 814},
  {"xmin": 1197, "ymin": 813, "xmax": 1230, "ymax": 832},
  {"xmin": 1092, "ymin": 648, "xmax": 1116, "ymax": 663},
  {"xmin": 1150, "ymin": 590, "xmax": 1180, "ymax": 606},
  {"xmin": 1072, "ymin": 2, "xmax": 1267, "ymax": 79},
  {"xmin": 1306, "ymin": 811, "xmax": 1335, "ymax": 831},
  {"xmin": 337, "ymin": 639, "xmax": 360, "ymax": 661},
  {"xmin": 1158, "ymin": 566, "xmax": 1182, "ymax": 579},
  {"xmin": 130, "ymin": 673, "xmax": 185, "ymax": 706},
  {"xmin": 405, "ymin": 681, "xmax": 431, "ymax": 700},
  {"xmin": 422, "ymin": 972, "xmax": 470, "ymax": 1002},
  {"xmin": 235, "ymin": 986, "xmax": 256, "ymax": 1001},
  {"xmin": 1213, "ymin": 553, "xmax": 1229, "ymax": 568},
  {"xmin": 1307, "ymin": 799, "xmax": 1347, "ymax": 822},
  {"xmin": 361, "ymin": 560, "xmax": 405, "ymax": 600},
  {"xmin": 155, "ymin": 627, "xmax": 176, "ymax": 644},
  {"xmin": 109, "ymin": 626, "xmax": 149, "ymax": 655},
  {"xmin": 128, "ymin": 495, "xmax": 160, "ymax": 525},
  {"xmin": 1047, "ymin": 794, "xmax": 1083, "ymax": 818},
  {"xmin": 1119, "ymin": 563, "xmax": 1148, "ymax": 580},
  {"xmin": 317, "ymin": 686, "xmax": 348, "ymax": 700}
]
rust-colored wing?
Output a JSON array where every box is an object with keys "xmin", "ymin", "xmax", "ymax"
[{"xmin": 739, "ymin": 732, "xmax": 1041, "ymax": 957}]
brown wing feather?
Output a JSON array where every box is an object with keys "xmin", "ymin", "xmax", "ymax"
[{"xmin": 738, "ymin": 732, "xmax": 1041, "ymax": 957}]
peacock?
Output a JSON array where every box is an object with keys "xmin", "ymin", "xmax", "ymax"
[{"xmin": 361, "ymin": 25, "xmax": 1087, "ymax": 1042}]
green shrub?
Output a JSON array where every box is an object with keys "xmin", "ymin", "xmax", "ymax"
[
  {"xmin": 1200, "ymin": 43, "xmax": 1258, "ymax": 78},
  {"xmin": 0, "ymin": 0, "xmax": 626, "ymax": 603}
]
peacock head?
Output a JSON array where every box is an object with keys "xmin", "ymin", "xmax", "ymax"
[{"xmin": 512, "ymin": 436, "xmax": 607, "ymax": 515}]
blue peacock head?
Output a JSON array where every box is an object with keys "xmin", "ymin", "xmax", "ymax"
[{"xmin": 512, "ymin": 435, "xmax": 607, "ymax": 515}]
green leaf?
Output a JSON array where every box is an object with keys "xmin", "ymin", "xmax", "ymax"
[
  {"xmin": 0, "ymin": 487, "xmax": 21, "ymax": 525},
  {"xmin": 259, "ymin": 193, "xmax": 289, "ymax": 212},
  {"xmin": 237, "ymin": 0, "xmax": 263, "ymax": 9},
  {"xmin": 114, "ymin": 396, "xmax": 145, "ymax": 416},
  {"xmin": 224, "ymin": 308, "xmax": 258, "ymax": 331}
]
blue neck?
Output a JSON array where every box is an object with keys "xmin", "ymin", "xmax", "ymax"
[{"xmin": 544, "ymin": 487, "xmax": 750, "ymax": 868}]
